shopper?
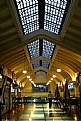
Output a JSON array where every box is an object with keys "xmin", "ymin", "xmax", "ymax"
[{"xmin": 48, "ymin": 91, "xmax": 53, "ymax": 108}]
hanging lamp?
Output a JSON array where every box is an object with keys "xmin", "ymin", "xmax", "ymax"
[
  {"xmin": 57, "ymin": 51, "xmax": 61, "ymax": 72},
  {"xmin": 23, "ymin": 56, "xmax": 27, "ymax": 73}
]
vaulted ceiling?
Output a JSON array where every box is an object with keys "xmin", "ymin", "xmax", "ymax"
[{"xmin": 0, "ymin": 0, "xmax": 81, "ymax": 87}]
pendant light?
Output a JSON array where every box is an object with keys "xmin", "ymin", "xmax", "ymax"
[
  {"xmin": 0, "ymin": 74, "xmax": 2, "ymax": 79},
  {"xmin": 57, "ymin": 51, "xmax": 61, "ymax": 72},
  {"xmin": 23, "ymin": 56, "xmax": 27, "ymax": 74}
]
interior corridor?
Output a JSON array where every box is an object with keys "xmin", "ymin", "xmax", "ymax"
[{"xmin": 1, "ymin": 103, "xmax": 80, "ymax": 121}]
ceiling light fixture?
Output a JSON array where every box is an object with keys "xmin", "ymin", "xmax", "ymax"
[
  {"xmin": 23, "ymin": 56, "xmax": 27, "ymax": 74},
  {"xmin": 46, "ymin": 82, "xmax": 49, "ymax": 85},
  {"xmin": 20, "ymin": 83, "xmax": 22, "ymax": 87},
  {"xmin": 23, "ymin": 69, "xmax": 27, "ymax": 74},
  {"xmin": 29, "ymin": 78, "xmax": 32, "ymax": 81},
  {"xmin": 53, "ymin": 75, "xmax": 56, "ymax": 78},
  {"xmin": 57, "ymin": 68, "xmax": 61, "ymax": 72},
  {"xmin": 51, "ymin": 78, "xmax": 53, "ymax": 80},
  {"xmin": 57, "ymin": 51, "xmax": 61, "ymax": 72},
  {"xmin": 0, "ymin": 74, "xmax": 2, "ymax": 79},
  {"xmin": 27, "ymin": 76, "xmax": 30, "ymax": 78}
]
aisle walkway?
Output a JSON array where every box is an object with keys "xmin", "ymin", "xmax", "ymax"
[{"xmin": 1, "ymin": 103, "xmax": 80, "ymax": 121}]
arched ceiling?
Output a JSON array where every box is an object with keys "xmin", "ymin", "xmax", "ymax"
[{"xmin": 0, "ymin": 0, "xmax": 81, "ymax": 87}]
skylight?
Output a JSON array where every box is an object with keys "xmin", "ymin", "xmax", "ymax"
[
  {"xmin": 14, "ymin": 0, "xmax": 39, "ymax": 34},
  {"xmin": 14, "ymin": 0, "xmax": 70, "ymax": 35},
  {"xmin": 28, "ymin": 40, "xmax": 39, "ymax": 59},
  {"xmin": 27, "ymin": 39, "xmax": 55, "ymax": 75},
  {"xmin": 27, "ymin": 39, "xmax": 55, "ymax": 60},
  {"xmin": 33, "ymin": 60, "xmax": 50, "ymax": 69},
  {"xmin": 32, "ymin": 61, "xmax": 40, "ymax": 69},
  {"xmin": 42, "ymin": 60, "xmax": 49, "ymax": 69},
  {"xmin": 44, "ymin": 0, "xmax": 68, "ymax": 34},
  {"xmin": 42, "ymin": 39, "xmax": 55, "ymax": 59}
]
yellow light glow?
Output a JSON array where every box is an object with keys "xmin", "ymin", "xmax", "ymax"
[
  {"xmin": 72, "ymin": 77, "xmax": 76, "ymax": 81},
  {"xmin": 13, "ymin": 80, "xmax": 14, "ymax": 83},
  {"xmin": 63, "ymin": 81, "xmax": 65, "ymax": 85},
  {"xmin": 22, "ymin": 84, "xmax": 24, "ymax": 87},
  {"xmin": 34, "ymin": 104, "xmax": 36, "ymax": 108},
  {"xmin": 23, "ymin": 70, "xmax": 27, "ymax": 73},
  {"xmin": 27, "ymin": 76, "xmax": 30, "ymax": 78},
  {"xmin": 31, "ymin": 111, "xmax": 33, "ymax": 115},
  {"xmin": 72, "ymin": 73, "xmax": 78, "ymax": 81},
  {"xmin": 58, "ymin": 83, "xmax": 60, "ymax": 87},
  {"xmin": 53, "ymin": 75, "xmax": 56, "ymax": 78},
  {"xmin": 13, "ymin": 110, "xmax": 15, "ymax": 114},
  {"xmin": 22, "ymin": 104, "xmax": 25, "ymax": 109},
  {"xmin": 0, "ymin": 74, "xmax": 2, "ymax": 79},
  {"xmin": 51, "ymin": 78, "xmax": 53, "ymax": 80},
  {"xmin": 74, "ymin": 115, "xmax": 77, "ymax": 121},
  {"xmin": 57, "ymin": 68, "xmax": 61, "ymax": 72},
  {"xmin": 61, "ymin": 82, "xmax": 63, "ymax": 86},
  {"xmin": 29, "ymin": 117, "xmax": 32, "ymax": 121},
  {"xmin": 20, "ymin": 83, "xmax": 21, "ymax": 87},
  {"xmin": 31, "ymin": 81, "xmax": 34, "ymax": 83},
  {"xmin": 34, "ymin": 84, "xmax": 36, "ymax": 87},
  {"xmin": 29, "ymin": 78, "xmax": 32, "ymax": 81},
  {"xmin": 17, "ymin": 81, "xmax": 19, "ymax": 85},
  {"xmin": 46, "ymin": 82, "xmax": 49, "ymax": 85},
  {"xmin": 72, "ymin": 76, "xmax": 77, "ymax": 81}
]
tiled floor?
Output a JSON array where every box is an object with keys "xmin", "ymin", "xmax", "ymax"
[{"xmin": 1, "ymin": 103, "xmax": 81, "ymax": 121}]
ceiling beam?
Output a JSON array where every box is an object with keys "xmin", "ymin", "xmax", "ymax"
[{"xmin": 60, "ymin": 0, "xmax": 79, "ymax": 38}]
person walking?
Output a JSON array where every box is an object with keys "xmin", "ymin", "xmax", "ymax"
[{"xmin": 48, "ymin": 91, "xmax": 53, "ymax": 108}]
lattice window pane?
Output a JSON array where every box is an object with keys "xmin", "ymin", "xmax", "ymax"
[
  {"xmin": 42, "ymin": 61, "xmax": 49, "ymax": 69},
  {"xmin": 15, "ymin": 0, "xmax": 39, "ymax": 34},
  {"xmin": 44, "ymin": 0, "xmax": 68, "ymax": 34},
  {"xmin": 28, "ymin": 40, "xmax": 39, "ymax": 59},
  {"xmin": 33, "ymin": 61, "xmax": 40, "ymax": 69},
  {"xmin": 43, "ymin": 39, "xmax": 55, "ymax": 59}
]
